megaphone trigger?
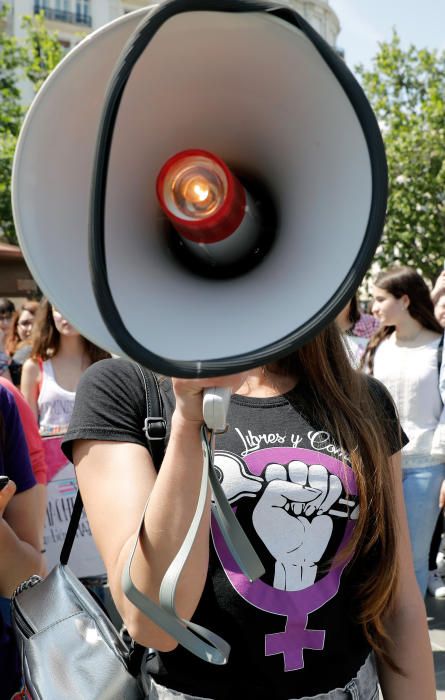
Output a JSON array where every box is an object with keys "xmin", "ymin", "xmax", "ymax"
[{"xmin": 203, "ymin": 387, "xmax": 232, "ymax": 433}]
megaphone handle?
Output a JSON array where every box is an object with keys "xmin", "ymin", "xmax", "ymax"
[{"xmin": 203, "ymin": 387, "xmax": 231, "ymax": 432}]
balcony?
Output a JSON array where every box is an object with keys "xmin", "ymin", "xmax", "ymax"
[{"xmin": 33, "ymin": 4, "xmax": 92, "ymax": 27}]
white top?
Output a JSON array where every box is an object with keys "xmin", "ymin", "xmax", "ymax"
[
  {"xmin": 373, "ymin": 334, "xmax": 445, "ymax": 468},
  {"xmin": 37, "ymin": 359, "xmax": 76, "ymax": 437}
]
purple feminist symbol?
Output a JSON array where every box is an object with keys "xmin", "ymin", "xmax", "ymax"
[{"xmin": 211, "ymin": 447, "xmax": 357, "ymax": 671}]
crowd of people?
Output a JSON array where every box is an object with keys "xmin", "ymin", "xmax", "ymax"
[
  {"xmin": 0, "ymin": 298, "xmax": 110, "ymax": 698},
  {"xmin": 0, "ymin": 265, "xmax": 444, "ymax": 698}
]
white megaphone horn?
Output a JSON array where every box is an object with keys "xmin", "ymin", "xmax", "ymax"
[{"xmin": 12, "ymin": 0, "xmax": 387, "ymax": 383}]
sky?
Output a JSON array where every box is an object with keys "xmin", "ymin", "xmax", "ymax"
[{"xmin": 329, "ymin": 0, "xmax": 445, "ymax": 72}]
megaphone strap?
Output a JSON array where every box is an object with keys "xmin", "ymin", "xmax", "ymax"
[
  {"xmin": 157, "ymin": 426, "xmax": 212, "ymax": 613},
  {"xmin": 122, "ymin": 425, "xmax": 229, "ymax": 664},
  {"xmin": 122, "ymin": 425, "xmax": 265, "ymax": 664},
  {"xmin": 208, "ymin": 441, "xmax": 265, "ymax": 582}
]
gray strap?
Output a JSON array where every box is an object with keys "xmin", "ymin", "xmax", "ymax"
[
  {"xmin": 122, "ymin": 426, "xmax": 264, "ymax": 664},
  {"xmin": 208, "ymin": 440, "xmax": 265, "ymax": 581},
  {"xmin": 158, "ymin": 427, "xmax": 212, "ymax": 612}
]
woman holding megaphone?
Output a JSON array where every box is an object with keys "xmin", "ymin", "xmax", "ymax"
[
  {"xmin": 7, "ymin": 0, "xmax": 436, "ymax": 693},
  {"xmin": 61, "ymin": 323, "xmax": 435, "ymax": 699}
]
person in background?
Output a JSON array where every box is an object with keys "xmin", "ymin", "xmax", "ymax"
[
  {"xmin": 0, "ymin": 376, "xmax": 47, "ymax": 544},
  {"xmin": 20, "ymin": 298, "xmax": 111, "ymax": 601},
  {"xmin": 351, "ymin": 304, "xmax": 381, "ymax": 339},
  {"xmin": 61, "ymin": 322, "xmax": 435, "ymax": 698},
  {"xmin": 336, "ymin": 293, "xmax": 380, "ymax": 367},
  {"xmin": 0, "ymin": 384, "xmax": 46, "ymax": 699},
  {"xmin": 5, "ymin": 300, "xmax": 39, "ymax": 386},
  {"xmin": 21, "ymin": 298, "xmax": 110, "ymax": 439},
  {"xmin": 363, "ymin": 266, "xmax": 445, "ymax": 599},
  {"xmin": 0, "ymin": 298, "xmax": 15, "ymax": 381}
]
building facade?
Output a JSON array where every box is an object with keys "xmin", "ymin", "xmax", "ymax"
[
  {"xmin": 285, "ymin": 0, "xmax": 340, "ymax": 48},
  {"xmin": 7, "ymin": 0, "xmax": 146, "ymax": 47},
  {"xmin": 7, "ymin": 0, "xmax": 341, "ymax": 50}
]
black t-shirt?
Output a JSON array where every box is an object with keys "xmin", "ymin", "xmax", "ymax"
[{"xmin": 62, "ymin": 359, "xmax": 407, "ymax": 700}]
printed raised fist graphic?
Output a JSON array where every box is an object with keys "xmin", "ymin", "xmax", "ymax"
[{"xmin": 252, "ymin": 461, "xmax": 342, "ymax": 591}]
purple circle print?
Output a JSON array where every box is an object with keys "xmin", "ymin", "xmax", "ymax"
[{"xmin": 211, "ymin": 446, "xmax": 357, "ymax": 671}]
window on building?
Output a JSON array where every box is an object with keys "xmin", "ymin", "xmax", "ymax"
[
  {"xmin": 76, "ymin": 0, "xmax": 90, "ymax": 23},
  {"xmin": 55, "ymin": 0, "xmax": 70, "ymax": 18}
]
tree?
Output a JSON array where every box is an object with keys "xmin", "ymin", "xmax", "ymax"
[
  {"xmin": 0, "ymin": 5, "xmax": 24, "ymax": 243},
  {"xmin": 356, "ymin": 31, "xmax": 445, "ymax": 287},
  {"xmin": 0, "ymin": 6, "xmax": 62, "ymax": 243},
  {"xmin": 20, "ymin": 12, "xmax": 63, "ymax": 92}
]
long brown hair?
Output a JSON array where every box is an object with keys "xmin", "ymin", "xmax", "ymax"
[
  {"xmin": 268, "ymin": 323, "xmax": 401, "ymax": 671},
  {"xmin": 362, "ymin": 266, "xmax": 442, "ymax": 373},
  {"xmin": 30, "ymin": 298, "xmax": 110, "ymax": 363},
  {"xmin": 347, "ymin": 293, "xmax": 361, "ymax": 326},
  {"xmin": 4, "ymin": 301, "xmax": 39, "ymax": 356}
]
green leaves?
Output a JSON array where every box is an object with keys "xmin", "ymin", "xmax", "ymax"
[
  {"xmin": 21, "ymin": 12, "xmax": 63, "ymax": 92},
  {"xmin": 0, "ymin": 5, "xmax": 62, "ymax": 243},
  {"xmin": 357, "ymin": 31, "xmax": 445, "ymax": 285}
]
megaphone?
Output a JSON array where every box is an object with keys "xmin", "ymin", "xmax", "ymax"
[{"xmin": 12, "ymin": 0, "xmax": 387, "ymax": 379}]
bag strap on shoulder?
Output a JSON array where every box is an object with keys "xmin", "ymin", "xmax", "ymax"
[
  {"xmin": 60, "ymin": 363, "xmax": 166, "ymax": 565},
  {"xmin": 132, "ymin": 363, "xmax": 166, "ymax": 469}
]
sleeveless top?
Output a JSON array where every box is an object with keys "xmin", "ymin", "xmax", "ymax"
[
  {"xmin": 372, "ymin": 335, "xmax": 445, "ymax": 468},
  {"xmin": 37, "ymin": 359, "xmax": 76, "ymax": 437}
]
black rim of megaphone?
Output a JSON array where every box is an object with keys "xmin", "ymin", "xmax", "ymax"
[{"xmin": 89, "ymin": 0, "xmax": 387, "ymax": 378}]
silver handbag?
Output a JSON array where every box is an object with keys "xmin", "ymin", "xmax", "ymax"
[{"xmin": 11, "ymin": 493, "xmax": 144, "ymax": 700}]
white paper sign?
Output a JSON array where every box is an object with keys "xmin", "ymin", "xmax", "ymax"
[{"xmin": 43, "ymin": 437, "xmax": 106, "ymax": 578}]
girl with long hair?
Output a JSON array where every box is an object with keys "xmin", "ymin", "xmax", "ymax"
[
  {"xmin": 20, "ymin": 298, "xmax": 111, "ymax": 604},
  {"xmin": 0, "ymin": 298, "xmax": 15, "ymax": 382},
  {"xmin": 5, "ymin": 301, "xmax": 39, "ymax": 356},
  {"xmin": 5, "ymin": 300, "xmax": 39, "ymax": 386},
  {"xmin": 20, "ymin": 298, "xmax": 110, "ymax": 440},
  {"xmin": 60, "ymin": 320, "xmax": 435, "ymax": 699},
  {"xmin": 362, "ymin": 266, "xmax": 445, "ymax": 600}
]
